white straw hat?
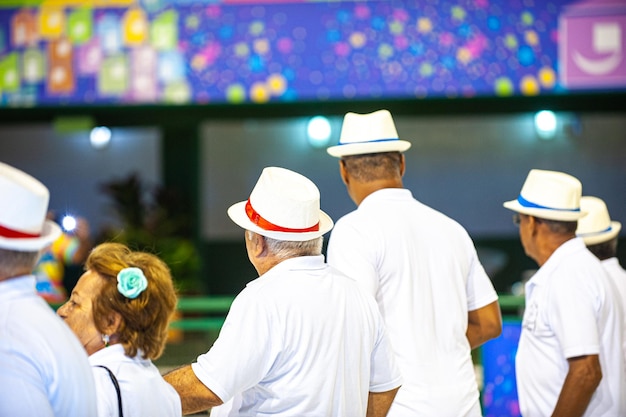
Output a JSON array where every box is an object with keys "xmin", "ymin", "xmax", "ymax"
[
  {"xmin": 503, "ymin": 169, "xmax": 587, "ymax": 221},
  {"xmin": 0, "ymin": 162, "xmax": 61, "ymax": 251},
  {"xmin": 576, "ymin": 196, "xmax": 621, "ymax": 245},
  {"xmin": 227, "ymin": 166, "xmax": 333, "ymax": 241},
  {"xmin": 327, "ymin": 109, "xmax": 411, "ymax": 157}
]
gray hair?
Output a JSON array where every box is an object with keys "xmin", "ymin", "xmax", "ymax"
[
  {"xmin": 0, "ymin": 248, "xmax": 41, "ymax": 278},
  {"xmin": 264, "ymin": 235, "xmax": 324, "ymax": 259}
]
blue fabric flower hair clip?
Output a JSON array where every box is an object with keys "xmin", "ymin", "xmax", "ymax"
[{"xmin": 117, "ymin": 267, "xmax": 148, "ymax": 299}]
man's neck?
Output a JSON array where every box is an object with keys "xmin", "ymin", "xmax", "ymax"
[
  {"xmin": 0, "ymin": 269, "xmax": 32, "ymax": 281},
  {"xmin": 534, "ymin": 234, "xmax": 576, "ymax": 267},
  {"xmin": 353, "ymin": 179, "xmax": 403, "ymax": 206}
]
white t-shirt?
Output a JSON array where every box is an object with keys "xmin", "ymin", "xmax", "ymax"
[
  {"xmin": 516, "ymin": 238, "xmax": 626, "ymax": 417},
  {"xmin": 327, "ymin": 188, "xmax": 498, "ymax": 417},
  {"xmin": 602, "ymin": 257, "xmax": 626, "ymax": 320},
  {"xmin": 89, "ymin": 343, "xmax": 181, "ymax": 417},
  {"xmin": 0, "ymin": 275, "xmax": 97, "ymax": 417},
  {"xmin": 602, "ymin": 257, "xmax": 626, "ymax": 362},
  {"xmin": 192, "ymin": 255, "xmax": 402, "ymax": 416}
]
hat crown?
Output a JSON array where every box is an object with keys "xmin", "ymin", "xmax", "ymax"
[
  {"xmin": 228, "ymin": 167, "xmax": 333, "ymax": 242},
  {"xmin": 327, "ymin": 109, "xmax": 411, "ymax": 157},
  {"xmin": 503, "ymin": 169, "xmax": 586, "ymax": 221},
  {"xmin": 519, "ymin": 169, "xmax": 582, "ymax": 212},
  {"xmin": 577, "ymin": 196, "xmax": 611, "ymax": 234},
  {"xmin": 248, "ymin": 167, "xmax": 320, "ymax": 231},
  {"xmin": 576, "ymin": 196, "xmax": 621, "ymax": 245},
  {"xmin": 339, "ymin": 109, "xmax": 399, "ymax": 145},
  {"xmin": 0, "ymin": 162, "xmax": 49, "ymax": 235}
]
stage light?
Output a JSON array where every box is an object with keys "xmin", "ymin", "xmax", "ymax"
[
  {"xmin": 90, "ymin": 126, "xmax": 111, "ymax": 149},
  {"xmin": 534, "ymin": 110, "xmax": 557, "ymax": 140},
  {"xmin": 61, "ymin": 215, "xmax": 77, "ymax": 232},
  {"xmin": 307, "ymin": 116, "xmax": 331, "ymax": 148}
]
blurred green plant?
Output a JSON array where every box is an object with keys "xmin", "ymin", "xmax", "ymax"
[{"xmin": 98, "ymin": 173, "xmax": 202, "ymax": 294}]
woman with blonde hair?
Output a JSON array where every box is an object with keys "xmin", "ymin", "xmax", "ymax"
[{"xmin": 58, "ymin": 242, "xmax": 181, "ymax": 417}]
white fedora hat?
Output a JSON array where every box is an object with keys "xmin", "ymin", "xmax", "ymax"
[
  {"xmin": 327, "ymin": 109, "xmax": 411, "ymax": 157},
  {"xmin": 576, "ymin": 196, "xmax": 621, "ymax": 245},
  {"xmin": 0, "ymin": 162, "xmax": 61, "ymax": 251},
  {"xmin": 503, "ymin": 169, "xmax": 587, "ymax": 221},
  {"xmin": 227, "ymin": 166, "xmax": 333, "ymax": 242}
]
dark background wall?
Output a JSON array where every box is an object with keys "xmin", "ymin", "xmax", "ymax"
[{"xmin": 2, "ymin": 99, "xmax": 623, "ymax": 296}]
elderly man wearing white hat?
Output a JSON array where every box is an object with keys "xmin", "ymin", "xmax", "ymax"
[
  {"xmin": 165, "ymin": 166, "xmax": 402, "ymax": 416},
  {"xmin": 326, "ymin": 110, "xmax": 502, "ymax": 417},
  {"xmin": 504, "ymin": 169, "xmax": 626, "ymax": 417},
  {"xmin": 577, "ymin": 196, "xmax": 626, "ymax": 350},
  {"xmin": 0, "ymin": 162, "xmax": 97, "ymax": 416}
]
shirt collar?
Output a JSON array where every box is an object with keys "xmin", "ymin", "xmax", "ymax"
[
  {"xmin": 0, "ymin": 275, "xmax": 37, "ymax": 301},
  {"xmin": 360, "ymin": 188, "xmax": 412, "ymax": 207},
  {"xmin": 89, "ymin": 343, "xmax": 147, "ymax": 364},
  {"xmin": 601, "ymin": 257, "xmax": 620, "ymax": 268},
  {"xmin": 527, "ymin": 237, "xmax": 586, "ymax": 288},
  {"xmin": 248, "ymin": 255, "xmax": 327, "ymax": 288}
]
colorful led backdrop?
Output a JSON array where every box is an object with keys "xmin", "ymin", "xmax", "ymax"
[{"xmin": 0, "ymin": 0, "xmax": 624, "ymax": 107}]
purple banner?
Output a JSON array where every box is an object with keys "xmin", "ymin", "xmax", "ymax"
[
  {"xmin": 560, "ymin": 1, "xmax": 626, "ymax": 88},
  {"xmin": 0, "ymin": 0, "xmax": 624, "ymax": 108}
]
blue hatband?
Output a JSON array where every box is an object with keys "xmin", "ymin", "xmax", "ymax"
[{"xmin": 517, "ymin": 195, "xmax": 581, "ymax": 212}]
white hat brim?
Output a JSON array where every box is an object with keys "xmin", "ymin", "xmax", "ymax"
[
  {"xmin": 503, "ymin": 199, "xmax": 587, "ymax": 221},
  {"xmin": 0, "ymin": 220, "xmax": 62, "ymax": 252},
  {"xmin": 578, "ymin": 221, "xmax": 621, "ymax": 246},
  {"xmin": 327, "ymin": 139, "xmax": 411, "ymax": 157},
  {"xmin": 227, "ymin": 201, "xmax": 334, "ymax": 241}
]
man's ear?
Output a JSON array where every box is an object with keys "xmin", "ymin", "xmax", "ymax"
[
  {"xmin": 339, "ymin": 159, "xmax": 349, "ymax": 185},
  {"xmin": 399, "ymin": 154, "xmax": 406, "ymax": 176},
  {"xmin": 257, "ymin": 233, "xmax": 269, "ymax": 257},
  {"xmin": 528, "ymin": 216, "xmax": 539, "ymax": 237},
  {"xmin": 248, "ymin": 231, "xmax": 268, "ymax": 258}
]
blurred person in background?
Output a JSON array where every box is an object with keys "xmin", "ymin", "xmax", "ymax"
[
  {"xmin": 577, "ymin": 196, "xmax": 625, "ymax": 356},
  {"xmin": 35, "ymin": 210, "xmax": 93, "ymax": 303}
]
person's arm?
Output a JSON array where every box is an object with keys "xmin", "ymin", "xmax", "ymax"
[
  {"xmin": 164, "ymin": 365, "xmax": 223, "ymax": 415},
  {"xmin": 466, "ymin": 300, "xmax": 502, "ymax": 349},
  {"xmin": 551, "ymin": 355, "xmax": 602, "ymax": 417},
  {"xmin": 366, "ymin": 387, "xmax": 400, "ymax": 417}
]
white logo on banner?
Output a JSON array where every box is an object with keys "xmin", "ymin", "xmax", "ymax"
[{"xmin": 573, "ymin": 22, "xmax": 622, "ymax": 75}]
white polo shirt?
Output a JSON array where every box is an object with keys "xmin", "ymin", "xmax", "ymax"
[
  {"xmin": 0, "ymin": 275, "xmax": 97, "ymax": 417},
  {"xmin": 327, "ymin": 188, "xmax": 498, "ymax": 417},
  {"xmin": 192, "ymin": 255, "xmax": 402, "ymax": 416},
  {"xmin": 516, "ymin": 238, "xmax": 626, "ymax": 417}
]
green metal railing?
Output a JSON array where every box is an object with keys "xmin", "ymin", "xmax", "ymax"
[
  {"xmin": 168, "ymin": 294, "xmax": 524, "ymax": 331},
  {"xmin": 51, "ymin": 294, "xmax": 523, "ymax": 333},
  {"xmin": 169, "ymin": 296, "xmax": 235, "ymax": 331},
  {"xmin": 497, "ymin": 294, "xmax": 525, "ymax": 310}
]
